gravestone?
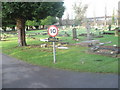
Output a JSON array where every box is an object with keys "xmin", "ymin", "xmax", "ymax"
[
  {"xmin": 40, "ymin": 38, "xmax": 48, "ymax": 42},
  {"xmin": 90, "ymin": 45, "xmax": 120, "ymax": 57},
  {"xmin": 57, "ymin": 47, "xmax": 69, "ymax": 49},
  {"xmin": 72, "ymin": 28, "xmax": 77, "ymax": 39},
  {"xmin": 64, "ymin": 32, "xmax": 70, "ymax": 37},
  {"xmin": 72, "ymin": 40, "xmax": 100, "ymax": 47},
  {"xmin": 108, "ymin": 25, "xmax": 111, "ymax": 31},
  {"xmin": 115, "ymin": 27, "xmax": 120, "ymax": 36},
  {"xmin": 86, "ymin": 22, "xmax": 91, "ymax": 40}
]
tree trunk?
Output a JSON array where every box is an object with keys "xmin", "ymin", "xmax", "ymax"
[
  {"xmin": 42, "ymin": 25, "xmax": 45, "ymax": 29},
  {"xmin": 26, "ymin": 25, "xmax": 29, "ymax": 31},
  {"xmin": 12, "ymin": 26, "xmax": 15, "ymax": 31},
  {"xmin": 16, "ymin": 18, "xmax": 27, "ymax": 46},
  {"xmin": 29, "ymin": 26, "xmax": 33, "ymax": 30},
  {"xmin": 2, "ymin": 27, "xmax": 6, "ymax": 32},
  {"xmin": 35, "ymin": 26, "xmax": 39, "ymax": 29},
  {"xmin": 59, "ymin": 18, "xmax": 62, "ymax": 26}
]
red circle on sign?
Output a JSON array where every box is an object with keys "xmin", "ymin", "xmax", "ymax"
[{"xmin": 48, "ymin": 25, "xmax": 58, "ymax": 37}]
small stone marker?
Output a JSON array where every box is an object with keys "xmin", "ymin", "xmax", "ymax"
[
  {"xmin": 41, "ymin": 44, "xmax": 47, "ymax": 48},
  {"xmin": 72, "ymin": 28, "xmax": 77, "ymax": 39},
  {"xmin": 79, "ymin": 40, "xmax": 100, "ymax": 47},
  {"xmin": 57, "ymin": 47, "xmax": 69, "ymax": 49},
  {"xmin": 40, "ymin": 38, "xmax": 48, "ymax": 42}
]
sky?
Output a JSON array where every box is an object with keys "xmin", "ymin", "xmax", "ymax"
[{"xmin": 62, "ymin": 0, "xmax": 120, "ymax": 19}]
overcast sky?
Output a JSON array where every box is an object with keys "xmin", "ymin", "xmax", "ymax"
[{"xmin": 62, "ymin": 0, "xmax": 119, "ymax": 19}]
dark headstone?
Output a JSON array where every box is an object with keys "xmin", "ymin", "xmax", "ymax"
[
  {"xmin": 103, "ymin": 32, "xmax": 114, "ymax": 35},
  {"xmin": 72, "ymin": 28, "xmax": 77, "ymax": 39},
  {"xmin": 60, "ymin": 42, "xmax": 69, "ymax": 45},
  {"xmin": 108, "ymin": 25, "xmax": 111, "ymax": 31},
  {"xmin": 79, "ymin": 33, "xmax": 87, "ymax": 36},
  {"xmin": 94, "ymin": 35, "xmax": 103, "ymax": 38}
]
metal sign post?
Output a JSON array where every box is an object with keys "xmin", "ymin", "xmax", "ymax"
[
  {"xmin": 48, "ymin": 25, "xmax": 58, "ymax": 63},
  {"xmin": 53, "ymin": 38, "xmax": 56, "ymax": 63}
]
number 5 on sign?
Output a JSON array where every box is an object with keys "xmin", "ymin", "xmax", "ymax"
[{"xmin": 48, "ymin": 25, "xmax": 58, "ymax": 37}]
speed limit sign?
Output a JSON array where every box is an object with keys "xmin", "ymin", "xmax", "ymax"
[
  {"xmin": 48, "ymin": 25, "xmax": 59, "ymax": 63},
  {"xmin": 48, "ymin": 25, "xmax": 58, "ymax": 37}
]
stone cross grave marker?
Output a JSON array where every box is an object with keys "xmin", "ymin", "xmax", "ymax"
[{"xmin": 86, "ymin": 22, "xmax": 91, "ymax": 40}]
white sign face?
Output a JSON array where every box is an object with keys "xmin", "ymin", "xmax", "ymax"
[{"xmin": 48, "ymin": 25, "xmax": 58, "ymax": 37}]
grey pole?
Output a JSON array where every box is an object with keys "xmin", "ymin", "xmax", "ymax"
[{"xmin": 53, "ymin": 39, "xmax": 56, "ymax": 63}]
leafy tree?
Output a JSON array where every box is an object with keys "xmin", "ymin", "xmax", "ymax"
[
  {"xmin": 56, "ymin": 4, "xmax": 65, "ymax": 26},
  {"xmin": 2, "ymin": 18, "xmax": 16, "ymax": 31},
  {"xmin": 41, "ymin": 16, "xmax": 57, "ymax": 28},
  {"xmin": 112, "ymin": 9, "xmax": 115, "ymax": 25},
  {"xmin": 2, "ymin": 2, "xmax": 64, "ymax": 46},
  {"xmin": 73, "ymin": 2, "xmax": 88, "ymax": 25},
  {"xmin": 26, "ymin": 20, "xmax": 41, "ymax": 30},
  {"xmin": 26, "ymin": 20, "xmax": 39, "ymax": 26}
]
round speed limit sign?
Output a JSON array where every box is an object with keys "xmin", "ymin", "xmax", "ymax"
[{"xmin": 48, "ymin": 25, "xmax": 58, "ymax": 37}]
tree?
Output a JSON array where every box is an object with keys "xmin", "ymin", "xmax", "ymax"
[
  {"xmin": 2, "ymin": 18, "xmax": 16, "ymax": 31},
  {"xmin": 41, "ymin": 16, "xmax": 57, "ymax": 28},
  {"xmin": 65, "ymin": 12, "xmax": 70, "ymax": 26},
  {"xmin": 2, "ymin": 2, "xmax": 65, "ymax": 46},
  {"xmin": 112, "ymin": 9, "xmax": 115, "ymax": 25},
  {"xmin": 56, "ymin": 5, "xmax": 65, "ymax": 26},
  {"xmin": 72, "ymin": 2, "xmax": 88, "ymax": 25},
  {"xmin": 26, "ymin": 20, "xmax": 41, "ymax": 30}
]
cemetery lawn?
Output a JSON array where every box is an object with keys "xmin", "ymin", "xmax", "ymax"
[{"xmin": 1, "ymin": 29, "xmax": 119, "ymax": 74}]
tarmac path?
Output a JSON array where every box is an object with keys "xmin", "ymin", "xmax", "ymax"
[{"xmin": 1, "ymin": 53, "xmax": 118, "ymax": 88}]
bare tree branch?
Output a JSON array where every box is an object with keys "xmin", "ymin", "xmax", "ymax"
[{"xmin": 72, "ymin": 1, "xmax": 88, "ymax": 25}]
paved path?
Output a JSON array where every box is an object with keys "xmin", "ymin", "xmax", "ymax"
[{"xmin": 1, "ymin": 53, "xmax": 118, "ymax": 88}]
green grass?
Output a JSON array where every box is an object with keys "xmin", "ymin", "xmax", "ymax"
[{"xmin": 1, "ymin": 28, "xmax": 119, "ymax": 74}]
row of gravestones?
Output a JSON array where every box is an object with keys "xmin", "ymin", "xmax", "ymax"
[
  {"xmin": 58, "ymin": 32, "xmax": 70, "ymax": 37},
  {"xmin": 71, "ymin": 27, "xmax": 120, "ymax": 57},
  {"xmin": 0, "ymin": 34, "xmax": 10, "ymax": 41},
  {"xmin": 72, "ymin": 25, "xmax": 103, "ymax": 40},
  {"xmin": 72, "ymin": 27, "xmax": 120, "ymax": 40},
  {"xmin": 89, "ymin": 45, "xmax": 120, "ymax": 57}
]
